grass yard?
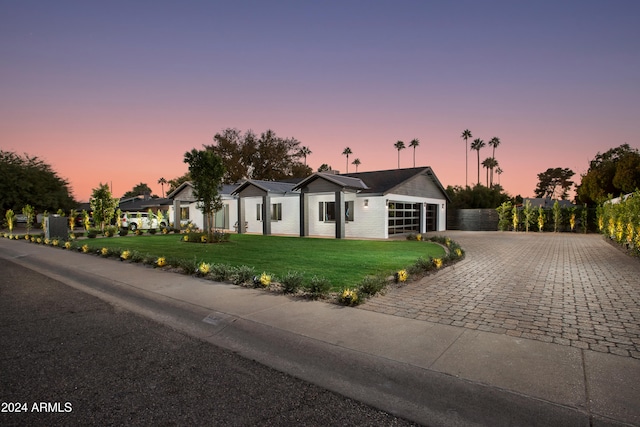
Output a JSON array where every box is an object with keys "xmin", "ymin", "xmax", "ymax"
[{"xmin": 81, "ymin": 234, "xmax": 446, "ymax": 287}]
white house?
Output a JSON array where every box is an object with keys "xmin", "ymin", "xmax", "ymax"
[{"xmin": 167, "ymin": 167, "xmax": 449, "ymax": 238}]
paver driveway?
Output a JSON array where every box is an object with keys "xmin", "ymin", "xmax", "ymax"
[{"xmin": 360, "ymin": 232, "xmax": 640, "ymax": 359}]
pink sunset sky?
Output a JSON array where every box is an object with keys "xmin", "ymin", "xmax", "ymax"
[{"xmin": 2, "ymin": 1, "xmax": 638, "ymax": 202}]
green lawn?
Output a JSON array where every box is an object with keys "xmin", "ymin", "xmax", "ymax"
[{"xmin": 81, "ymin": 234, "xmax": 446, "ymax": 287}]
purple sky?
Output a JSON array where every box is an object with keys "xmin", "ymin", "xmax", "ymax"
[{"xmin": 2, "ymin": 0, "xmax": 639, "ymax": 202}]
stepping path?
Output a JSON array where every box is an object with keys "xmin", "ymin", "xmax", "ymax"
[{"xmin": 360, "ymin": 231, "xmax": 640, "ymax": 359}]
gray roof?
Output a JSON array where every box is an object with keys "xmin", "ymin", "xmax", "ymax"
[
  {"xmin": 231, "ymin": 180, "xmax": 299, "ymax": 195},
  {"xmin": 343, "ymin": 167, "xmax": 450, "ymax": 201},
  {"xmin": 293, "ymin": 172, "xmax": 369, "ymax": 191}
]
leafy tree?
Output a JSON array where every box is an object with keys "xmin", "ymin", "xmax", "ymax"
[
  {"xmin": 446, "ymin": 184, "xmax": 510, "ymax": 209},
  {"xmin": 90, "ymin": 183, "xmax": 119, "ymax": 232},
  {"xmin": 534, "ymin": 167, "xmax": 575, "ymax": 200},
  {"xmin": 167, "ymin": 172, "xmax": 191, "ymax": 195},
  {"xmin": 122, "ymin": 183, "xmax": 155, "ymax": 199},
  {"xmin": 409, "ymin": 138, "xmax": 420, "ymax": 167},
  {"xmin": 460, "ymin": 129, "xmax": 472, "ymax": 188},
  {"xmin": 318, "ymin": 164, "xmax": 333, "ymax": 172},
  {"xmin": 184, "ymin": 148, "xmax": 225, "ymax": 241},
  {"xmin": 393, "ymin": 141, "xmax": 405, "ymax": 169},
  {"xmin": 0, "ymin": 150, "xmax": 76, "ymax": 213},
  {"xmin": 342, "ymin": 147, "xmax": 352, "ymax": 173},
  {"xmin": 207, "ymin": 128, "xmax": 309, "ymax": 183},
  {"xmin": 22, "ymin": 204, "xmax": 35, "ymax": 235},
  {"xmin": 577, "ymin": 144, "xmax": 640, "ymax": 204},
  {"xmin": 470, "ymin": 138, "xmax": 485, "ymax": 185}
]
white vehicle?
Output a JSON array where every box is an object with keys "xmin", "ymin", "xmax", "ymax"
[{"xmin": 121, "ymin": 212, "xmax": 169, "ymax": 231}]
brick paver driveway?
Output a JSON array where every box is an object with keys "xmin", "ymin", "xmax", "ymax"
[{"xmin": 360, "ymin": 232, "xmax": 640, "ymax": 359}]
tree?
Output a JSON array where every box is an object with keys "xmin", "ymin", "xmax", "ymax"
[
  {"xmin": 394, "ymin": 140, "xmax": 405, "ymax": 168},
  {"xmin": 577, "ymin": 144, "xmax": 640, "ymax": 204},
  {"xmin": 352, "ymin": 158, "xmax": 361, "ymax": 172},
  {"xmin": 408, "ymin": 138, "xmax": 420, "ymax": 167},
  {"xmin": 342, "ymin": 147, "xmax": 352, "ymax": 173},
  {"xmin": 184, "ymin": 148, "xmax": 225, "ymax": 241},
  {"xmin": 470, "ymin": 138, "xmax": 485, "ymax": 185},
  {"xmin": 158, "ymin": 177, "xmax": 167, "ymax": 198},
  {"xmin": 90, "ymin": 183, "xmax": 119, "ymax": 232},
  {"xmin": 460, "ymin": 129, "xmax": 472, "ymax": 187},
  {"xmin": 445, "ymin": 184, "xmax": 510, "ymax": 209},
  {"xmin": 0, "ymin": 150, "xmax": 76, "ymax": 213},
  {"xmin": 482, "ymin": 158, "xmax": 492, "ymax": 186},
  {"xmin": 534, "ymin": 167, "xmax": 575, "ymax": 200},
  {"xmin": 495, "ymin": 167, "xmax": 503, "ymax": 185},
  {"xmin": 488, "ymin": 137, "xmax": 501, "ymax": 185},
  {"xmin": 122, "ymin": 183, "xmax": 154, "ymax": 199},
  {"xmin": 167, "ymin": 172, "xmax": 191, "ymax": 195},
  {"xmin": 299, "ymin": 146, "xmax": 312, "ymax": 166},
  {"xmin": 208, "ymin": 128, "xmax": 308, "ymax": 183},
  {"xmin": 318, "ymin": 164, "xmax": 333, "ymax": 172}
]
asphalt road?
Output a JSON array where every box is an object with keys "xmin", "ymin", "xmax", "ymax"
[{"xmin": 0, "ymin": 260, "xmax": 416, "ymax": 426}]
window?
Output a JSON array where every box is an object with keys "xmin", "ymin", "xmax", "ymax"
[
  {"xmin": 319, "ymin": 201, "xmax": 354, "ymax": 222},
  {"xmin": 257, "ymin": 203, "xmax": 282, "ymax": 221},
  {"xmin": 180, "ymin": 207, "xmax": 189, "ymax": 220}
]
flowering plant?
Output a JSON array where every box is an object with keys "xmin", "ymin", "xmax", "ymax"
[
  {"xmin": 416, "ymin": 234, "xmax": 422, "ymax": 241},
  {"xmin": 259, "ymin": 272, "xmax": 271, "ymax": 286},
  {"xmin": 183, "ymin": 235, "xmax": 189, "ymax": 242},
  {"xmin": 340, "ymin": 288, "xmax": 359, "ymax": 306},
  {"xmin": 433, "ymin": 258, "xmax": 443, "ymax": 269},
  {"xmin": 201, "ymin": 235, "xmax": 207, "ymax": 243},
  {"xmin": 395, "ymin": 269, "xmax": 408, "ymax": 283},
  {"xmin": 101, "ymin": 247, "xmax": 108, "ymax": 256},
  {"xmin": 156, "ymin": 257, "xmax": 166, "ymax": 267},
  {"xmin": 121, "ymin": 250, "xmax": 131, "ymax": 260},
  {"xmin": 454, "ymin": 248, "xmax": 463, "ymax": 258},
  {"xmin": 198, "ymin": 262, "xmax": 211, "ymax": 275},
  {"xmin": 82, "ymin": 244, "xmax": 89, "ymax": 253},
  {"xmin": 64, "ymin": 242, "xmax": 72, "ymax": 250}
]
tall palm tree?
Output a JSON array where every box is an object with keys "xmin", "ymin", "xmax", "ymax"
[
  {"xmin": 299, "ymin": 146, "xmax": 312, "ymax": 166},
  {"xmin": 461, "ymin": 130, "xmax": 472, "ymax": 187},
  {"xmin": 408, "ymin": 138, "xmax": 420, "ymax": 167},
  {"xmin": 394, "ymin": 140, "xmax": 405, "ymax": 169},
  {"xmin": 352, "ymin": 158, "xmax": 361, "ymax": 172},
  {"xmin": 495, "ymin": 167, "xmax": 503, "ymax": 185},
  {"xmin": 488, "ymin": 137, "xmax": 501, "ymax": 185},
  {"xmin": 157, "ymin": 177, "xmax": 167, "ymax": 198},
  {"xmin": 342, "ymin": 147, "xmax": 352, "ymax": 173},
  {"xmin": 470, "ymin": 138, "xmax": 485, "ymax": 185},
  {"xmin": 488, "ymin": 158, "xmax": 499, "ymax": 186},
  {"xmin": 482, "ymin": 158, "xmax": 493, "ymax": 186}
]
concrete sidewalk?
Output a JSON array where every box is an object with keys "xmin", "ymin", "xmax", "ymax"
[{"xmin": 1, "ymin": 237, "xmax": 638, "ymax": 426}]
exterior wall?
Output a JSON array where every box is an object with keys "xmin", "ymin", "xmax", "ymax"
[
  {"xmin": 345, "ymin": 196, "xmax": 387, "ymax": 239},
  {"xmin": 269, "ymin": 195, "xmax": 299, "ymax": 235}
]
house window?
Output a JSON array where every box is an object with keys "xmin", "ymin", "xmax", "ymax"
[
  {"xmin": 180, "ymin": 207, "xmax": 189, "ymax": 220},
  {"xmin": 319, "ymin": 201, "xmax": 354, "ymax": 222},
  {"xmin": 257, "ymin": 203, "xmax": 282, "ymax": 221}
]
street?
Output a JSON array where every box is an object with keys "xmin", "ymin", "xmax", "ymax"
[{"xmin": 0, "ymin": 260, "xmax": 415, "ymax": 426}]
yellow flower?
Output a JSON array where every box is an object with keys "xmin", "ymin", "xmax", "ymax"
[
  {"xmin": 44, "ymin": 238, "xmax": 50, "ymax": 245},
  {"xmin": 259, "ymin": 272, "xmax": 271, "ymax": 286},
  {"xmin": 82, "ymin": 244, "xmax": 89, "ymax": 253},
  {"xmin": 101, "ymin": 247, "xmax": 108, "ymax": 256},
  {"xmin": 52, "ymin": 239, "xmax": 59, "ymax": 247},
  {"xmin": 25, "ymin": 235, "xmax": 30, "ymax": 240},
  {"xmin": 121, "ymin": 250, "xmax": 131, "ymax": 260},
  {"xmin": 201, "ymin": 235, "xmax": 207, "ymax": 243},
  {"xmin": 199, "ymin": 262, "xmax": 211, "ymax": 275},
  {"xmin": 183, "ymin": 235, "xmax": 189, "ymax": 242},
  {"xmin": 162, "ymin": 228, "xmax": 168, "ymax": 234},
  {"xmin": 445, "ymin": 238, "xmax": 451, "ymax": 247},
  {"xmin": 455, "ymin": 248, "xmax": 462, "ymax": 257},
  {"xmin": 416, "ymin": 234, "xmax": 422, "ymax": 241},
  {"xmin": 64, "ymin": 242, "xmax": 72, "ymax": 249},
  {"xmin": 341, "ymin": 288, "xmax": 358, "ymax": 304},
  {"xmin": 396, "ymin": 269, "xmax": 408, "ymax": 282},
  {"xmin": 433, "ymin": 258, "xmax": 443, "ymax": 269},
  {"xmin": 156, "ymin": 257, "xmax": 166, "ymax": 267}
]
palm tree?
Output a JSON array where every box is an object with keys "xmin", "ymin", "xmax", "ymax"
[
  {"xmin": 342, "ymin": 147, "xmax": 352, "ymax": 173},
  {"xmin": 408, "ymin": 138, "xmax": 420, "ymax": 167},
  {"xmin": 461, "ymin": 129, "xmax": 472, "ymax": 187},
  {"xmin": 488, "ymin": 158, "xmax": 499, "ymax": 186},
  {"xmin": 495, "ymin": 167, "xmax": 503, "ymax": 185},
  {"xmin": 482, "ymin": 158, "xmax": 492, "ymax": 186},
  {"xmin": 470, "ymin": 138, "xmax": 485, "ymax": 185},
  {"xmin": 157, "ymin": 177, "xmax": 167, "ymax": 198},
  {"xmin": 394, "ymin": 140, "xmax": 405, "ymax": 169},
  {"xmin": 488, "ymin": 137, "xmax": 501, "ymax": 185},
  {"xmin": 352, "ymin": 158, "xmax": 361, "ymax": 172},
  {"xmin": 299, "ymin": 146, "xmax": 312, "ymax": 166}
]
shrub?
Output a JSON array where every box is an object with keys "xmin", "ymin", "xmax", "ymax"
[
  {"xmin": 175, "ymin": 257, "xmax": 198, "ymax": 274},
  {"xmin": 104, "ymin": 226, "xmax": 118, "ymax": 237},
  {"xmin": 87, "ymin": 228, "xmax": 99, "ymax": 238},
  {"xmin": 338, "ymin": 288, "xmax": 360, "ymax": 306},
  {"xmin": 231, "ymin": 265, "xmax": 255, "ymax": 285},
  {"xmin": 119, "ymin": 228, "xmax": 129, "ymax": 236},
  {"xmin": 210, "ymin": 264, "xmax": 234, "ymax": 281},
  {"xmin": 306, "ymin": 276, "xmax": 331, "ymax": 299},
  {"xmin": 281, "ymin": 271, "xmax": 304, "ymax": 294},
  {"xmin": 357, "ymin": 275, "xmax": 386, "ymax": 297}
]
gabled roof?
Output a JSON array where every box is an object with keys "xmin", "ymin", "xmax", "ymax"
[
  {"xmin": 167, "ymin": 181, "xmax": 238, "ymax": 199},
  {"xmin": 231, "ymin": 179, "xmax": 299, "ymax": 196},
  {"xmin": 343, "ymin": 167, "xmax": 450, "ymax": 201},
  {"xmin": 293, "ymin": 172, "xmax": 369, "ymax": 192}
]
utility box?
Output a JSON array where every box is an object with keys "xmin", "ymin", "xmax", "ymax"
[{"xmin": 45, "ymin": 216, "xmax": 68, "ymax": 240}]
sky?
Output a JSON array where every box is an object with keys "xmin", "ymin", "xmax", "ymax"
[{"xmin": 1, "ymin": 0, "xmax": 639, "ymax": 202}]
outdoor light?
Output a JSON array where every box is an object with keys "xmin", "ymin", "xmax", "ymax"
[{"xmin": 364, "ymin": 199, "xmax": 369, "ymax": 207}]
